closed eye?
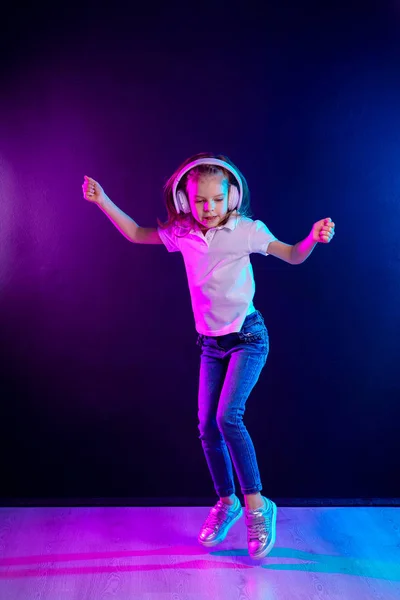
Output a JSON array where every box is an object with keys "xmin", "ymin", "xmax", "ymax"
[{"xmin": 195, "ymin": 197, "xmax": 224, "ymax": 203}]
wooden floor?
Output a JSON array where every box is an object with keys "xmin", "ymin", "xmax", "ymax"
[{"xmin": 0, "ymin": 505, "xmax": 399, "ymax": 599}]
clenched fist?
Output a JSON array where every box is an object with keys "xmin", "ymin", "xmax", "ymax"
[
  {"xmin": 310, "ymin": 217, "xmax": 335, "ymax": 244},
  {"xmin": 82, "ymin": 176, "xmax": 106, "ymax": 205}
]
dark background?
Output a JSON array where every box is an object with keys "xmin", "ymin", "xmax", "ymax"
[{"xmin": 0, "ymin": 0, "xmax": 399, "ymax": 504}]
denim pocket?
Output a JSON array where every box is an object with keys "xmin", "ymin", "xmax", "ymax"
[
  {"xmin": 237, "ymin": 329, "xmax": 267, "ymax": 343},
  {"xmin": 237, "ymin": 318, "xmax": 268, "ymax": 344}
]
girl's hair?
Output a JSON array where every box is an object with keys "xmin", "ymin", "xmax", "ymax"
[{"xmin": 158, "ymin": 152, "xmax": 252, "ymax": 231}]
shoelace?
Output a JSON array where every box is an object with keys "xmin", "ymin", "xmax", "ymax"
[{"xmin": 247, "ymin": 514, "xmax": 271, "ymax": 541}]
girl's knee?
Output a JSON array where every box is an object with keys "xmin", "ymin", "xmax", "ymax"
[
  {"xmin": 217, "ymin": 407, "xmax": 244, "ymax": 436},
  {"xmin": 216, "ymin": 412, "xmax": 235, "ymax": 435},
  {"xmin": 198, "ymin": 418, "xmax": 220, "ymax": 441}
]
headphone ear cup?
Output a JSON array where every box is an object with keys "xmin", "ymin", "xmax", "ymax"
[
  {"xmin": 228, "ymin": 185, "xmax": 239, "ymax": 211},
  {"xmin": 176, "ymin": 190, "xmax": 191, "ymax": 214}
]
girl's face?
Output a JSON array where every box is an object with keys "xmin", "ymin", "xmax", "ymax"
[{"xmin": 186, "ymin": 172, "xmax": 229, "ymax": 230}]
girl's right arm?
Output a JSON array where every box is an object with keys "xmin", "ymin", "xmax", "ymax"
[{"xmin": 82, "ymin": 175, "xmax": 163, "ymax": 244}]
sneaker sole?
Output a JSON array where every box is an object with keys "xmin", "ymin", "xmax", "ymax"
[
  {"xmin": 198, "ymin": 507, "xmax": 243, "ymax": 548},
  {"xmin": 250, "ymin": 500, "xmax": 277, "ymax": 560}
]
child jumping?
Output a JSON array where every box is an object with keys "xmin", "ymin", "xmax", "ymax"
[{"xmin": 82, "ymin": 152, "xmax": 335, "ymax": 560}]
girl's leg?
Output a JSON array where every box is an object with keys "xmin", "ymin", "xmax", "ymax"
[
  {"xmin": 216, "ymin": 339, "xmax": 268, "ymax": 500},
  {"xmin": 197, "ymin": 344, "xmax": 237, "ymax": 500}
]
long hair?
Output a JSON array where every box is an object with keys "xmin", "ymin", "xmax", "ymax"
[{"xmin": 158, "ymin": 152, "xmax": 252, "ymax": 230}]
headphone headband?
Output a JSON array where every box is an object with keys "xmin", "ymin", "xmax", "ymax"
[{"xmin": 172, "ymin": 158, "xmax": 243, "ymax": 210}]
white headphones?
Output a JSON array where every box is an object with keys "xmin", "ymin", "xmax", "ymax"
[{"xmin": 172, "ymin": 157, "xmax": 243, "ymax": 214}]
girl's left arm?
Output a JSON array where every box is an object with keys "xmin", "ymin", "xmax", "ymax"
[{"xmin": 268, "ymin": 217, "xmax": 335, "ymax": 265}]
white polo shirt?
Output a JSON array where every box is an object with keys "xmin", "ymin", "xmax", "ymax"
[{"xmin": 157, "ymin": 213, "xmax": 277, "ymax": 336}]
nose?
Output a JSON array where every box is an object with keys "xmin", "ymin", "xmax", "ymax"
[{"xmin": 204, "ymin": 199, "xmax": 215, "ymax": 212}]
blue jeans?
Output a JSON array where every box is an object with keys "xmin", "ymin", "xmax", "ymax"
[{"xmin": 196, "ymin": 310, "xmax": 269, "ymax": 497}]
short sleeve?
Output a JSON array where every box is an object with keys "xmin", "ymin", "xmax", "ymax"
[
  {"xmin": 157, "ymin": 224, "xmax": 181, "ymax": 253},
  {"xmin": 248, "ymin": 219, "xmax": 277, "ymax": 255}
]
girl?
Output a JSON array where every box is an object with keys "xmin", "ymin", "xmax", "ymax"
[{"xmin": 82, "ymin": 152, "xmax": 335, "ymax": 560}]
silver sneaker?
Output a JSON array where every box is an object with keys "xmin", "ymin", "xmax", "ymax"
[
  {"xmin": 245, "ymin": 496, "xmax": 277, "ymax": 559},
  {"xmin": 198, "ymin": 497, "xmax": 243, "ymax": 547}
]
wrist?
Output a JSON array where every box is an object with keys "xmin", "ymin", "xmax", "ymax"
[
  {"xmin": 97, "ymin": 194, "xmax": 109, "ymax": 209},
  {"xmin": 307, "ymin": 231, "xmax": 317, "ymax": 245}
]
